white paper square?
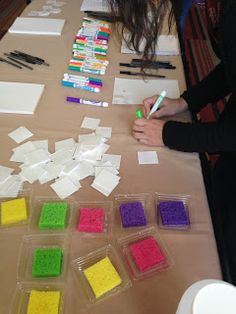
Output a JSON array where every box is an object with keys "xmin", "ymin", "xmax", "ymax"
[
  {"xmin": 0, "ymin": 165, "xmax": 14, "ymax": 183},
  {"xmin": 91, "ymin": 169, "xmax": 120, "ymax": 196},
  {"xmin": 81, "ymin": 117, "xmax": 101, "ymax": 130},
  {"xmin": 8, "ymin": 126, "xmax": 33, "ymax": 144},
  {"xmin": 95, "ymin": 126, "xmax": 112, "ymax": 138},
  {"xmin": 50, "ymin": 177, "xmax": 80, "ymax": 199},
  {"xmin": 138, "ymin": 151, "xmax": 159, "ymax": 164},
  {"xmin": 24, "ymin": 149, "xmax": 51, "ymax": 166},
  {"xmin": 20, "ymin": 165, "xmax": 46, "ymax": 183},
  {"xmin": 101, "ymin": 154, "xmax": 121, "ymax": 170},
  {"xmin": 55, "ymin": 138, "xmax": 76, "ymax": 151}
]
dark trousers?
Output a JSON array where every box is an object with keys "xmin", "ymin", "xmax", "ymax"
[{"xmin": 211, "ymin": 153, "xmax": 236, "ymax": 284}]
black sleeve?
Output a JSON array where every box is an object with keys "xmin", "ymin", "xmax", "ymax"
[
  {"xmin": 181, "ymin": 63, "xmax": 231, "ymax": 115},
  {"xmin": 180, "ymin": 3, "xmax": 236, "ymax": 115},
  {"xmin": 163, "ymin": 110, "xmax": 236, "ymax": 153}
]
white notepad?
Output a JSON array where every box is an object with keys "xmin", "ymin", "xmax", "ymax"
[
  {"xmin": 112, "ymin": 78, "xmax": 180, "ymax": 105},
  {"xmin": 121, "ymin": 35, "xmax": 179, "ymax": 55},
  {"xmin": 8, "ymin": 17, "xmax": 65, "ymax": 36},
  {"xmin": 80, "ymin": 0, "xmax": 110, "ymax": 12},
  {"xmin": 0, "ymin": 82, "xmax": 45, "ymax": 114}
]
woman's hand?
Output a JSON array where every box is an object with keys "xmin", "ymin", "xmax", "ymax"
[
  {"xmin": 132, "ymin": 118, "xmax": 166, "ymax": 146},
  {"xmin": 143, "ymin": 95, "xmax": 188, "ymax": 119}
]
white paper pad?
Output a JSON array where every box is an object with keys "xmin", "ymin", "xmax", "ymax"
[
  {"xmin": 121, "ymin": 35, "xmax": 179, "ymax": 55},
  {"xmin": 50, "ymin": 177, "xmax": 80, "ymax": 199},
  {"xmin": 8, "ymin": 17, "xmax": 65, "ymax": 36},
  {"xmin": 0, "ymin": 82, "xmax": 45, "ymax": 115},
  {"xmin": 0, "ymin": 175, "xmax": 23, "ymax": 197},
  {"xmin": 80, "ymin": 0, "xmax": 110, "ymax": 12},
  {"xmin": 112, "ymin": 78, "xmax": 180, "ymax": 105},
  {"xmin": 24, "ymin": 149, "xmax": 51, "ymax": 167},
  {"xmin": 81, "ymin": 117, "xmax": 101, "ymax": 130},
  {"xmin": 138, "ymin": 151, "xmax": 159, "ymax": 164},
  {"xmin": 8, "ymin": 127, "xmax": 34, "ymax": 144}
]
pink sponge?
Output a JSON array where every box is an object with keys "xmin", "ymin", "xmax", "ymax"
[
  {"xmin": 77, "ymin": 207, "xmax": 104, "ymax": 233},
  {"xmin": 129, "ymin": 236, "xmax": 166, "ymax": 273}
]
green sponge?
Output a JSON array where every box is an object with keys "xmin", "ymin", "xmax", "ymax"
[
  {"xmin": 38, "ymin": 202, "xmax": 68, "ymax": 230},
  {"xmin": 32, "ymin": 247, "xmax": 63, "ymax": 278}
]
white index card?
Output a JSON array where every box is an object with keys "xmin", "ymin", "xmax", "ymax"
[
  {"xmin": 101, "ymin": 154, "xmax": 121, "ymax": 170},
  {"xmin": 24, "ymin": 149, "xmax": 51, "ymax": 166},
  {"xmin": 138, "ymin": 151, "xmax": 159, "ymax": 164},
  {"xmin": 20, "ymin": 166, "xmax": 46, "ymax": 183},
  {"xmin": 0, "ymin": 166, "xmax": 14, "ymax": 183},
  {"xmin": 81, "ymin": 117, "xmax": 101, "ymax": 130},
  {"xmin": 91, "ymin": 169, "xmax": 120, "ymax": 197},
  {"xmin": 8, "ymin": 126, "xmax": 33, "ymax": 144},
  {"xmin": 95, "ymin": 126, "xmax": 112, "ymax": 138},
  {"xmin": 50, "ymin": 177, "xmax": 80, "ymax": 199},
  {"xmin": 55, "ymin": 138, "xmax": 76, "ymax": 151}
]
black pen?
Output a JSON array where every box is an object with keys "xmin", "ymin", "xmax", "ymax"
[
  {"xmin": 4, "ymin": 54, "xmax": 33, "ymax": 70},
  {"xmin": 120, "ymin": 62, "xmax": 176, "ymax": 69},
  {"xmin": 14, "ymin": 50, "xmax": 50, "ymax": 66},
  {"xmin": 131, "ymin": 58, "xmax": 171, "ymax": 65},
  {"xmin": 120, "ymin": 70, "xmax": 165, "ymax": 78},
  {"xmin": 0, "ymin": 57, "xmax": 22, "ymax": 69},
  {"xmin": 8, "ymin": 52, "xmax": 37, "ymax": 64}
]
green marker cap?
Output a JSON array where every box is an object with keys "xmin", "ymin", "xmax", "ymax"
[{"xmin": 136, "ymin": 109, "xmax": 143, "ymax": 118}]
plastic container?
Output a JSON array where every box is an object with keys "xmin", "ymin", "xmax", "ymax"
[
  {"xmin": 9, "ymin": 282, "xmax": 65, "ymax": 314},
  {"xmin": 17, "ymin": 233, "xmax": 70, "ymax": 283},
  {"xmin": 0, "ymin": 189, "xmax": 32, "ymax": 231},
  {"xmin": 114, "ymin": 193, "xmax": 152, "ymax": 230},
  {"xmin": 117, "ymin": 226, "xmax": 172, "ymax": 280},
  {"xmin": 71, "ymin": 244, "xmax": 132, "ymax": 305},
  {"xmin": 155, "ymin": 193, "xmax": 191, "ymax": 230},
  {"xmin": 71, "ymin": 200, "xmax": 112, "ymax": 237},
  {"xmin": 29, "ymin": 196, "xmax": 74, "ymax": 233}
]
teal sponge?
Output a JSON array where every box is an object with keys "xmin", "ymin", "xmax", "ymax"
[
  {"xmin": 38, "ymin": 202, "xmax": 68, "ymax": 230},
  {"xmin": 32, "ymin": 247, "xmax": 63, "ymax": 278}
]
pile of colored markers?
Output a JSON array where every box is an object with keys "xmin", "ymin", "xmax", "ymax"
[
  {"xmin": 61, "ymin": 73, "xmax": 103, "ymax": 93},
  {"xmin": 68, "ymin": 17, "xmax": 110, "ymax": 75}
]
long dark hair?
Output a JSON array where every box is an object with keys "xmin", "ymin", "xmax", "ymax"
[{"xmin": 108, "ymin": 0, "xmax": 181, "ymax": 64}]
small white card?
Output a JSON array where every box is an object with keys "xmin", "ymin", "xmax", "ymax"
[
  {"xmin": 96, "ymin": 126, "xmax": 112, "ymax": 138},
  {"xmin": 8, "ymin": 126, "xmax": 33, "ymax": 144},
  {"xmin": 81, "ymin": 117, "xmax": 101, "ymax": 130},
  {"xmin": 50, "ymin": 177, "xmax": 80, "ymax": 199},
  {"xmin": 138, "ymin": 151, "xmax": 159, "ymax": 164}
]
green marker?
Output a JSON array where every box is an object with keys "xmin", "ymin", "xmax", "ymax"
[{"xmin": 136, "ymin": 109, "xmax": 143, "ymax": 118}]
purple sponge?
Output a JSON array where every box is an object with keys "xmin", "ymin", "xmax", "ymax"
[
  {"xmin": 120, "ymin": 201, "xmax": 147, "ymax": 228},
  {"xmin": 159, "ymin": 201, "xmax": 189, "ymax": 226}
]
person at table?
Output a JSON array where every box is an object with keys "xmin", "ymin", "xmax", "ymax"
[{"xmin": 108, "ymin": 0, "xmax": 236, "ymax": 285}]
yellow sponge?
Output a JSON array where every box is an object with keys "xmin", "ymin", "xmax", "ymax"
[
  {"xmin": 84, "ymin": 256, "xmax": 122, "ymax": 299},
  {"xmin": 1, "ymin": 198, "xmax": 27, "ymax": 225},
  {"xmin": 27, "ymin": 290, "xmax": 61, "ymax": 314}
]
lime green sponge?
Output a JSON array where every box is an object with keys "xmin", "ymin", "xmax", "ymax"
[
  {"xmin": 1, "ymin": 197, "xmax": 27, "ymax": 225},
  {"xmin": 38, "ymin": 202, "xmax": 68, "ymax": 230},
  {"xmin": 27, "ymin": 290, "xmax": 61, "ymax": 314},
  {"xmin": 84, "ymin": 256, "xmax": 122, "ymax": 298},
  {"xmin": 32, "ymin": 248, "xmax": 62, "ymax": 278}
]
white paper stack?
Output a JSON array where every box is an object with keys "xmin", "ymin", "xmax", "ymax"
[
  {"xmin": 121, "ymin": 35, "xmax": 179, "ymax": 55},
  {"xmin": 80, "ymin": 0, "xmax": 110, "ymax": 12},
  {"xmin": 0, "ymin": 82, "xmax": 45, "ymax": 115},
  {"xmin": 8, "ymin": 17, "xmax": 65, "ymax": 36}
]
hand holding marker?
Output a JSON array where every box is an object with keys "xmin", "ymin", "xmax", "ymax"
[{"xmin": 147, "ymin": 90, "xmax": 167, "ymax": 119}]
